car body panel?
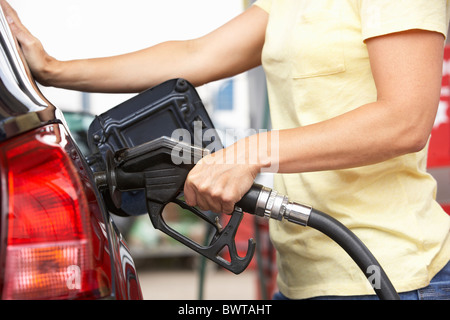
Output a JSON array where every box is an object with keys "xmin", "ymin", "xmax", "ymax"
[{"xmin": 0, "ymin": 5, "xmax": 142, "ymax": 300}]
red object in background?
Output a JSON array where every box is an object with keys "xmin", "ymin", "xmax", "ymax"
[
  {"xmin": 429, "ymin": 47, "xmax": 450, "ymax": 168},
  {"xmin": 442, "ymin": 204, "xmax": 450, "ymax": 213},
  {"xmin": 428, "ymin": 46, "xmax": 450, "ymax": 214}
]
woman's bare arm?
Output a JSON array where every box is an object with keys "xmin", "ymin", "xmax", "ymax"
[{"xmin": 0, "ymin": 0, "xmax": 268, "ymax": 92}]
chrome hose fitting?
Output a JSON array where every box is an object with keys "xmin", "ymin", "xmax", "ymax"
[
  {"xmin": 254, "ymin": 186, "xmax": 312, "ymax": 226},
  {"xmin": 283, "ymin": 201, "xmax": 312, "ymax": 226}
]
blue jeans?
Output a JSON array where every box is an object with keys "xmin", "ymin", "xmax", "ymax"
[{"xmin": 273, "ymin": 261, "xmax": 450, "ymax": 300}]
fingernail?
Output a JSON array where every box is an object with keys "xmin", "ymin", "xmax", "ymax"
[{"xmin": 6, "ymin": 16, "xmax": 13, "ymax": 24}]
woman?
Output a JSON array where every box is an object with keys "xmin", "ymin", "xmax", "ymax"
[{"xmin": 2, "ymin": 0, "xmax": 449, "ymax": 299}]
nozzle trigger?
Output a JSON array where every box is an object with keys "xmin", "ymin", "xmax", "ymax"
[{"xmin": 147, "ymin": 199, "xmax": 255, "ymax": 274}]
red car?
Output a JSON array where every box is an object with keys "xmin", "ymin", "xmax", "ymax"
[{"xmin": 0, "ymin": 8, "xmax": 142, "ymax": 300}]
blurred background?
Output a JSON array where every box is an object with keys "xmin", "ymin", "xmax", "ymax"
[{"xmin": 6, "ymin": 0, "xmax": 274, "ymax": 300}]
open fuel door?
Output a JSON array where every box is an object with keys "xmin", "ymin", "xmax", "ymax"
[{"xmin": 86, "ymin": 78, "xmax": 221, "ymax": 216}]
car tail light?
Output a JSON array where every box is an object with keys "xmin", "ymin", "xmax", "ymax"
[{"xmin": 1, "ymin": 125, "xmax": 107, "ymax": 299}]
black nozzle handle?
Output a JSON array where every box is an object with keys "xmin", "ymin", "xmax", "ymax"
[
  {"xmin": 147, "ymin": 199, "xmax": 255, "ymax": 274},
  {"xmin": 236, "ymin": 183, "xmax": 266, "ymax": 216}
]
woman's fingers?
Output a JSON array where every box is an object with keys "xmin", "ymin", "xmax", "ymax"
[{"xmin": 184, "ymin": 146, "xmax": 258, "ymax": 214}]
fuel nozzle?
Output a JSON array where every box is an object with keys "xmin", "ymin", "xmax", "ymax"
[{"xmin": 236, "ymin": 183, "xmax": 312, "ymax": 226}]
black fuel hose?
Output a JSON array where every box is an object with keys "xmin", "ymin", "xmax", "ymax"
[
  {"xmin": 237, "ymin": 183, "xmax": 400, "ymax": 300},
  {"xmin": 307, "ymin": 208, "xmax": 400, "ymax": 300}
]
